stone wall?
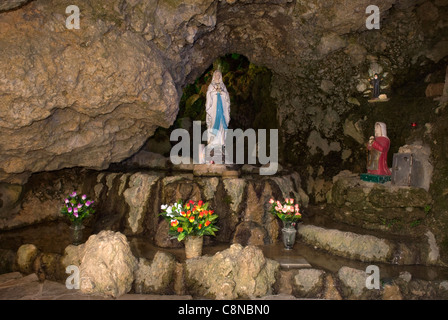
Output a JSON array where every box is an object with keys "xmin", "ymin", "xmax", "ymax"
[{"xmin": 0, "ymin": 167, "xmax": 308, "ymax": 248}]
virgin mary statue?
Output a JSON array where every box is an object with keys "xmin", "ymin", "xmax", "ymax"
[{"xmin": 205, "ymin": 70, "xmax": 230, "ymax": 146}]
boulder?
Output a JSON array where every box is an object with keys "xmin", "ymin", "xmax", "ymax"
[
  {"xmin": 185, "ymin": 244, "xmax": 279, "ymax": 299},
  {"xmin": 337, "ymin": 266, "xmax": 380, "ymax": 299},
  {"xmin": 79, "ymin": 230, "xmax": 137, "ymax": 298},
  {"xmin": 16, "ymin": 244, "xmax": 39, "ymax": 274},
  {"xmin": 293, "ymin": 268, "xmax": 325, "ymax": 298}
]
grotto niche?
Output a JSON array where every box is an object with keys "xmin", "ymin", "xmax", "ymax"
[{"xmin": 0, "ymin": 0, "xmax": 448, "ymax": 302}]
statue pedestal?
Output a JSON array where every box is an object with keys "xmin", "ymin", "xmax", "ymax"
[
  {"xmin": 360, "ymin": 173, "xmax": 391, "ymax": 184},
  {"xmin": 193, "ymin": 164, "xmax": 240, "ymax": 178}
]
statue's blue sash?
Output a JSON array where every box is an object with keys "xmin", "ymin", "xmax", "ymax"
[{"xmin": 212, "ymin": 92, "xmax": 228, "ymax": 133}]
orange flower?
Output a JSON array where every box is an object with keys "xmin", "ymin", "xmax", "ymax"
[
  {"xmin": 181, "ymin": 211, "xmax": 186, "ymax": 216},
  {"xmin": 189, "ymin": 216, "xmax": 195, "ymax": 223},
  {"xmin": 186, "ymin": 204, "xmax": 190, "ymax": 209},
  {"xmin": 177, "ymin": 227, "xmax": 183, "ymax": 232},
  {"xmin": 199, "ymin": 211, "xmax": 204, "ymax": 218},
  {"xmin": 209, "ymin": 210, "xmax": 214, "ymax": 215},
  {"xmin": 170, "ymin": 219, "xmax": 178, "ymax": 227},
  {"xmin": 198, "ymin": 224, "xmax": 202, "ymax": 229},
  {"xmin": 198, "ymin": 200, "xmax": 203, "ymax": 207},
  {"xmin": 187, "ymin": 210, "xmax": 191, "ymax": 216},
  {"xmin": 205, "ymin": 220, "xmax": 211, "ymax": 227}
]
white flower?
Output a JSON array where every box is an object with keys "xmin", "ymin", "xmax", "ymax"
[{"xmin": 161, "ymin": 204, "xmax": 168, "ymax": 210}]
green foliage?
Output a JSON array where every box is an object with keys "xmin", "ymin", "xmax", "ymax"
[
  {"xmin": 60, "ymin": 191, "xmax": 95, "ymax": 223},
  {"xmin": 160, "ymin": 200, "xmax": 219, "ymax": 241}
]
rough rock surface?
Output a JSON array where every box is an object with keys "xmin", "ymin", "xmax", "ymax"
[
  {"xmin": 78, "ymin": 230, "xmax": 137, "ymax": 298},
  {"xmin": 134, "ymin": 251, "xmax": 177, "ymax": 295},
  {"xmin": 16, "ymin": 244, "xmax": 39, "ymax": 274},
  {"xmin": 0, "ymin": 0, "xmax": 446, "ymax": 187},
  {"xmin": 327, "ymin": 170, "xmax": 433, "ymax": 235},
  {"xmin": 185, "ymin": 244, "xmax": 279, "ymax": 299},
  {"xmin": 0, "ymin": 0, "xmax": 178, "ymax": 184},
  {"xmin": 298, "ymin": 224, "xmax": 392, "ymax": 263},
  {"xmin": 293, "ymin": 268, "xmax": 325, "ymax": 298},
  {"xmin": 337, "ymin": 266, "xmax": 380, "ymax": 299}
]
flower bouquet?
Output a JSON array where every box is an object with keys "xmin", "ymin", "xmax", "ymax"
[
  {"xmin": 268, "ymin": 198, "xmax": 301, "ymax": 226},
  {"xmin": 61, "ymin": 191, "xmax": 95, "ymax": 223},
  {"xmin": 269, "ymin": 198, "xmax": 301, "ymax": 250},
  {"xmin": 160, "ymin": 199, "xmax": 218, "ymax": 242},
  {"xmin": 61, "ymin": 191, "xmax": 95, "ymax": 245}
]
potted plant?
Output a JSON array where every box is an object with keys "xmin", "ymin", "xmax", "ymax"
[
  {"xmin": 160, "ymin": 199, "xmax": 218, "ymax": 258},
  {"xmin": 269, "ymin": 198, "xmax": 302, "ymax": 249},
  {"xmin": 61, "ymin": 191, "xmax": 95, "ymax": 245}
]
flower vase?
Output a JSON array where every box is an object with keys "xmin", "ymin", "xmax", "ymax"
[
  {"xmin": 70, "ymin": 221, "xmax": 85, "ymax": 246},
  {"xmin": 184, "ymin": 236, "xmax": 203, "ymax": 259},
  {"xmin": 281, "ymin": 221, "xmax": 296, "ymax": 250}
]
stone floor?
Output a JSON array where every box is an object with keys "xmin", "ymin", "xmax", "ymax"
[
  {"xmin": 0, "ymin": 271, "xmax": 304, "ymax": 300},
  {"xmin": 0, "ymin": 272, "xmax": 195, "ymax": 300}
]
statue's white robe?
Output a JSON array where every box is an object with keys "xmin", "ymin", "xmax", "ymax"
[{"xmin": 205, "ymin": 82, "xmax": 230, "ymax": 146}]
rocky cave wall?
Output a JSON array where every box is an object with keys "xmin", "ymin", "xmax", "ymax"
[
  {"xmin": 1, "ymin": 0, "xmax": 448, "ymax": 255},
  {"xmin": 0, "ymin": 0, "xmax": 446, "ymax": 184}
]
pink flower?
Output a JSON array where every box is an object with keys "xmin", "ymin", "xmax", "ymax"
[
  {"xmin": 86, "ymin": 201, "xmax": 92, "ymax": 207},
  {"xmin": 282, "ymin": 207, "xmax": 288, "ymax": 213},
  {"xmin": 82, "ymin": 194, "xmax": 87, "ymax": 200},
  {"xmin": 269, "ymin": 199, "xmax": 274, "ymax": 204},
  {"xmin": 276, "ymin": 201, "xmax": 281, "ymax": 207},
  {"xmin": 70, "ymin": 191, "xmax": 77, "ymax": 197},
  {"xmin": 290, "ymin": 198, "xmax": 294, "ymax": 204},
  {"xmin": 74, "ymin": 212, "xmax": 79, "ymax": 218},
  {"xmin": 78, "ymin": 203, "xmax": 83, "ymax": 209},
  {"xmin": 74, "ymin": 207, "xmax": 78, "ymax": 214},
  {"xmin": 65, "ymin": 198, "xmax": 69, "ymax": 204},
  {"xmin": 68, "ymin": 207, "xmax": 72, "ymax": 213}
]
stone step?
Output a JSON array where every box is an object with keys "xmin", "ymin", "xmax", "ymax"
[
  {"xmin": 297, "ymin": 223, "xmax": 441, "ymax": 266},
  {"xmin": 261, "ymin": 243, "xmax": 312, "ymax": 269}
]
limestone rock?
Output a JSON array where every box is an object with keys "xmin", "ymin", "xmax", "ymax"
[
  {"xmin": 61, "ymin": 244, "xmax": 83, "ymax": 269},
  {"xmin": 33, "ymin": 252, "xmax": 63, "ymax": 282},
  {"xmin": 0, "ymin": 0, "xmax": 32, "ymax": 12},
  {"xmin": 0, "ymin": 1, "xmax": 178, "ymax": 184},
  {"xmin": 0, "ymin": 249, "xmax": 16, "ymax": 274},
  {"xmin": 134, "ymin": 252, "xmax": 177, "ymax": 294},
  {"xmin": 222, "ymin": 178, "xmax": 246, "ymax": 213},
  {"xmin": 426, "ymin": 83, "xmax": 445, "ymax": 97},
  {"xmin": 293, "ymin": 268, "xmax": 325, "ymax": 298},
  {"xmin": 337, "ymin": 266, "xmax": 369, "ymax": 299},
  {"xmin": 382, "ymin": 284, "xmax": 403, "ymax": 300},
  {"xmin": 122, "ymin": 151, "xmax": 169, "ymax": 170},
  {"xmin": 16, "ymin": 244, "xmax": 39, "ymax": 274},
  {"xmin": 323, "ymin": 274, "xmax": 343, "ymax": 300},
  {"xmin": 233, "ymin": 221, "xmax": 269, "ymax": 246},
  {"xmin": 185, "ymin": 244, "xmax": 279, "ymax": 299},
  {"xmin": 79, "ymin": 230, "xmax": 137, "ymax": 298},
  {"xmin": 298, "ymin": 224, "xmax": 392, "ymax": 263},
  {"xmin": 123, "ymin": 173, "xmax": 159, "ymax": 234}
]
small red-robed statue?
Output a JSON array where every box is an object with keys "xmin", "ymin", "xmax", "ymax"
[{"xmin": 366, "ymin": 122, "xmax": 391, "ymax": 176}]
